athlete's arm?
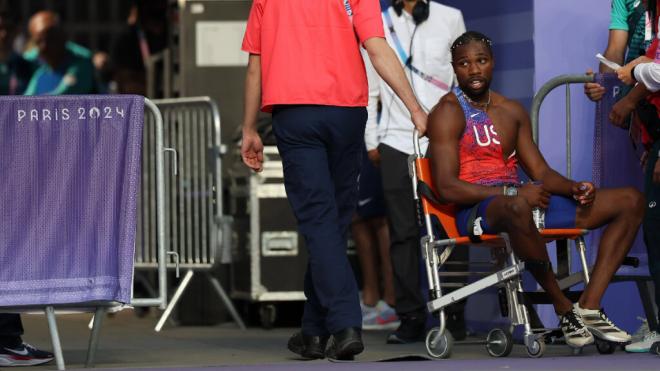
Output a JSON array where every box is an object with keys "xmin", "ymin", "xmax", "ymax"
[
  {"xmin": 428, "ymin": 95, "xmax": 503, "ymax": 205},
  {"xmin": 513, "ymin": 101, "xmax": 576, "ymax": 197}
]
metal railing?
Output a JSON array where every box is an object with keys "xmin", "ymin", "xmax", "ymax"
[
  {"xmin": 130, "ymin": 98, "xmax": 169, "ymax": 309},
  {"xmin": 530, "ymin": 74, "xmax": 595, "ymax": 179},
  {"xmin": 138, "ymin": 96, "xmax": 244, "ymax": 331}
]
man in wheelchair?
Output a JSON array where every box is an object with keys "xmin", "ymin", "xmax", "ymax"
[{"xmin": 426, "ymin": 31, "xmax": 645, "ymax": 348}]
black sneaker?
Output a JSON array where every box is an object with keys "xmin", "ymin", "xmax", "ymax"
[
  {"xmin": 386, "ymin": 313, "xmax": 426, "ymax": 344},
  {"xmin": 559, "ymin": 307, "xmax": 594, "ymax": 348},
  {"xmin": 0, "ymin": 343, "xmax": 54, "ymax": 366}
]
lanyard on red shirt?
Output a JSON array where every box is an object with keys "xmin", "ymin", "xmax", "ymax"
[
  {"xmin": 343, "ymin": 0, "xmax": 353, "ymax": 18},
  {"xmin": 382, "ymin": 10, "xmax": 449, "ymax": 92}
]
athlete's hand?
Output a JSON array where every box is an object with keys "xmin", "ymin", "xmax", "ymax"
[
  {"xmin": 241, "ymin": 128, "xmax": 264, "ymax": 172},
  {"xmin": 609, "ymin": 96, "xmax": 635, "ymax": 128},
  {"xmin": 584, "ymin": 68, "xmax": 606, "ymax": 102},
  {"xmin": 367, "ymin": 149, "xmax": 381, "ymax": 167},
  {"xmin": 518, "ymin": 183, "xmax": 550, "ymax": 208},
  {"xmin": 654, "ymin": 160, "xmax": 660, "ymax": 184},
  {"xmin": 572, "ymin": 181, "xmax": 596, "ymax": 206}
]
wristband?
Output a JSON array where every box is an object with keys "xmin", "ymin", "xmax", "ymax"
[{"xmin": 631, "ymin": 64, "xmax": 638, "ymax": 83}]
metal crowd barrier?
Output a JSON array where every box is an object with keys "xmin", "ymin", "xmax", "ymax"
[
  {"xmin": 530, "ymin": 74, "xmax": 594, "ymax": 178},
  {"xmin": 138, "ymin": 97, "xmax": 245, "ymax": 331},
  {"xmin": 131, "ymin": 98, "xmax": 169, "ymax": 310},
  {"xmin": 8, "ymin": 98, "xmax": 169, "ymax": 371}
]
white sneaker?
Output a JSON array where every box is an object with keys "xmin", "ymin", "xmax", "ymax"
[
  {"xmin": 559, "ymin": 307, "xmax": 594, "ymax": 348},
  {"xmin": 631, "ymin": 317, "xmax": 650, "ymax": 342},
  {"xmin": 360, "ymin": 301, "xmax": 378, "ymax": 323},
  {"xmin": 625, "ymin": 331, "xmax": 660, "ymax": 353},
  {"xmin": 363, "ymin": 301, "xmax": 400, "ymax": 330},
  {"xmin": 575, "ymin": 304, "xmax": 631, "ymax": 343}
]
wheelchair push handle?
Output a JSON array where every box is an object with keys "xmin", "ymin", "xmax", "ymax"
[{"xmin": 413, "ymin": 129, "xmax": 422, "ymax": 158}]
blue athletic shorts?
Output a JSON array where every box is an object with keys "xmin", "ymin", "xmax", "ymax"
[
  {"xmin": 355, "ymin": 149, "xmax": 386, "ymax": 219},
  {"xmin": 455, "ymin": 195, "xmax": 578, "ymax": 236}
]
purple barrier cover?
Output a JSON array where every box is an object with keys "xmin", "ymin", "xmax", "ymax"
[
  {"xmin": 0, "ymin": 95, "xmax": 143, "ymax": 306},
  {"xmin": 592, "ymin": 73, "xmax": 647, "ymax": 275}
]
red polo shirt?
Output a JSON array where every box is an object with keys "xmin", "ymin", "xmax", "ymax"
[{"xmin": 242, "ymin": 0, "xmax": 384, "ymax": 112}]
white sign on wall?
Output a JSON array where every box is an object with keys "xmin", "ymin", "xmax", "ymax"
[{"xmin": 196, "ymin": 21, "xmax": 249, "ymax": 67}]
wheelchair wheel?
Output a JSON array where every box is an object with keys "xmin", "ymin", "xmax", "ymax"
[
  {"xmin": 595, "ymin": 338, "xmax": 616, "ymax": 354},
  {"xmin": 425, "ymin": 327, "xmax": 453, "ymax": 359},
  {"xmin": 525, "ymin": 337, "xmax": 546, "ymax": 358},
  {"xmin": 486, "ymin": 328, "xmax": 513, "ymax": 357}
]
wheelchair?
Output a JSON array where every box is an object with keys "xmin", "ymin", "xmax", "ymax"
[{"xmin": 409, "ymin": 130, "xmax": 604, "ymax": 359}]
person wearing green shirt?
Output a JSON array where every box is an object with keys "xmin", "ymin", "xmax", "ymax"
[
  {"xmin": 22, "ymin": 11, "xmax": 96, "ymax": 96},
  {"xmin": 585, "ymin": 0, "xmax": 655, "ymax": 101}
]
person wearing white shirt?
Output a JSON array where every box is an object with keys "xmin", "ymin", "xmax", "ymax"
[
  {"xmin": 632, "ymin": 60, "xmax": 660, "ymax": 91},
  {"xmin": 362, "ymin": 0, "xmax": 465, "ymax": 344}
]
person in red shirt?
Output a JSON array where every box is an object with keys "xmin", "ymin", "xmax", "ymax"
[{"xmin": 240, "ymin": 0, "xmax": 427, "ymax": 361}]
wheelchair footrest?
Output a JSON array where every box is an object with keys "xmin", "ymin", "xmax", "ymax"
[{"xmin": 427, "ymin": 262, "xmax": 524, "ymax": 313}]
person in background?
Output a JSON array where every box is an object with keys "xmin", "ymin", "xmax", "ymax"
[
  {"xmin": 584, "ymin": 0, "xmax": 656, "ymax": 102},
  {"xmin": 240, "ymin": 0, "xmax": 427, "ymax": 361},
  {"xmin": 611, "ymin": 37, "xmax": 660, "ymax": 353},
  {"xmin": 583, "ymin": 0, "xmax": 660, "ymax": 352},
  {"xmin": 0, "ymin": 7, "xmax": 31, "ymax": 95},
  {"xmin": 351, "ymin": 145, "xmax": 398, "ymax": 331},
  {"xmin": 0, "ymin": 5, "xmax": 54, "ymax": 366},
  {"xmin": 111, "ymin": 0, "xmax": 168, "ymax": 96},
  {"xmin": 22, "ymin": 10, "xmax": 96, "ymax": 95},
  {"xmin": 363, "ymin": 0, "xmax": 466, "ymax": 344}
]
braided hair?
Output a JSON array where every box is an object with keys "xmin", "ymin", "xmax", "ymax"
[{"xmin": 450, "ymin": 31, "xmax": 493, "ymax": 59}]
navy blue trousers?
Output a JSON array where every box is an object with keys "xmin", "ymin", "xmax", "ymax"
[{"xmin": 272, "ymin": 105, "xmax": 366, "ymax": 336}]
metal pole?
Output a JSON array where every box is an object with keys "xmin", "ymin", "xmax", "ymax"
[
  {"xmin": 565, "ymin": 84, "xmax": 572, "ymax": 178},
  {"xmin": 145, "ymin": 98, "xmax": 168, "ymax": 310},
  {"xmin": 576, "ymin": 237, "xmax": 591, "ymax": 284},
  {"xmin": 208, "ymin": 273, "xmax": 247, "ymax": 330},
  {"xmin": 155, "ymin": 269, "xmax": 195, "ymax": 332},
  {"xmin": 45, "ymin": 306, "xmax": 65, "ymax": 370},
  {"xmin": 85, "ymin": 307, "xmax": 106, "ymax": 368},
  {"xmin": 530, "ymin": 74, "xmax": 594, "ymax": 144}
]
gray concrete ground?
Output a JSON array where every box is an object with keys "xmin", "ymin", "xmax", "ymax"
[{"xmin": 16, "ymin": 309, "xmax": 642, "ymax": 370}]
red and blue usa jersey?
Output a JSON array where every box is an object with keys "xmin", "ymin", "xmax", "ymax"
[{"xmin": 454, "ymin": 87, "xmax": 519, "ymax": 186}]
